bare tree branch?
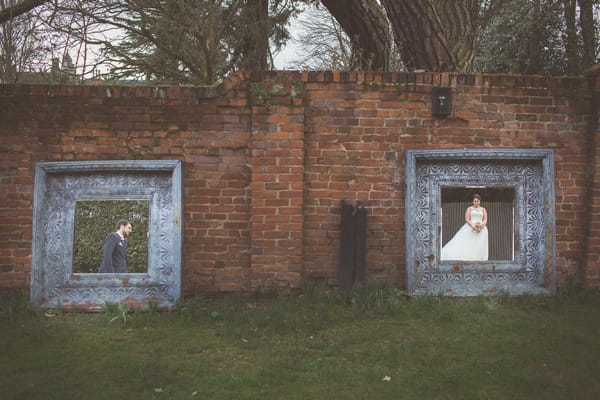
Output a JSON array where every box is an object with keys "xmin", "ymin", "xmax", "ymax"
[{"xmin": 0, "ymin": 0, "xmax": 50, "ymax": 24}]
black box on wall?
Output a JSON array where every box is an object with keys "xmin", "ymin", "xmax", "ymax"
[{"xmin": 432, "ymin": 86, "xmax": 452, "ymax": 116}]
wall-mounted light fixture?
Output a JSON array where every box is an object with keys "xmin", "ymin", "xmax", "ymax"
[{"xmin": 432, "ymin": 86, "xmax": 452, "ymax": 117}]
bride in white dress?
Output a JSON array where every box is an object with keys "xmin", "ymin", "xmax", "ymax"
[{"xmin": 441, "ymin": 194, "xmax": 489, "ymax": 261}]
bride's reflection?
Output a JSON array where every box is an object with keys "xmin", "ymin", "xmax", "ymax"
[
  {"xmin": 441, "ymin": 193, "xmax": 488, "ymax": 261},
  {"xmin": 440, "ymin": 187, "xmax": 515, "ymax": 262}
]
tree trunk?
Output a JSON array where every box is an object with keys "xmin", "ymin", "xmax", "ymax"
[
  {"xmin": 381, "ymin": 0, "xmax": 478, "ymax": 72},
  {"xmin": 578, "ymin": 0, "xmax": 596, "ymax": 69},
  {"xmin": 563, "ymin": 0, "xmax": 578, "ymax": 74},
  {"xmin": 523, "ymin": 0, "xmax": 544, "ymax": 75},
  {"xmin": 321, "ymin": 0, "xmax": 391, "ymax": 71},
  {"xmin": 242, "ymin": 0, "xmax": 269, "ymax": 70}
]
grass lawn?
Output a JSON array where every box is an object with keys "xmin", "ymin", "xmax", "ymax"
[{"xmin": 1, "ymin": 286, "xmax": 599, "ymax": 400}]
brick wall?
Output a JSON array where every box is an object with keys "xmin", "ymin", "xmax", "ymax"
[
  {"xmin": 581, "ymin": 76, "xmax": 600, "ymax": 288},
  {"xmin": 1, "ymin": 70, "xmax": 598, "ymax": 295}
]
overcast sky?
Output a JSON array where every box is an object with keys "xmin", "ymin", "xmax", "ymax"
[{"xmin": 273, "ymin": 12, "xmax": 302, "ymax": 70}]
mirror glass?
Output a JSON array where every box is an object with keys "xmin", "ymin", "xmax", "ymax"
[
  {"xmin": 440, "ymin": 187, "xmax": 515, "ymax": 261},
  {"xmin": 73, "ymin": 200, "xmax": 149, "ymax": 273}
]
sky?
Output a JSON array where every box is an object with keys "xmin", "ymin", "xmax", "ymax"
[
  {"xmin": 274, "ymin": 41, "xmax": 300, "ymax": 70},
  {"xmin": 273, "ymin": 12, "xmax": 302, "ymax": 70}
]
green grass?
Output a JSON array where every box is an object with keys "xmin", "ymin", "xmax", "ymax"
[{"xmin": 1, "ymin": 286, "xmax": 599, "ymax": 400}]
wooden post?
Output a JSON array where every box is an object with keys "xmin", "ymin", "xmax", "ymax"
[{"xmin": 339, "ymin": 201, "xmax": 366, "ymax": 291}]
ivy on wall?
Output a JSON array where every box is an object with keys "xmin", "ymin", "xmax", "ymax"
[{"xmin": 73, "ymin": 200, "xmax": 149, "ymax": 273}]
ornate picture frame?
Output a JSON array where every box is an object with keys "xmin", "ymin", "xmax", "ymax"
[
  {"xmin": 405, "ymin": 150, "xmax": 555, "ymax": 296},
  {"xmin": 30, "ymin": 160, "xmax": 183, "ymax": 310}
]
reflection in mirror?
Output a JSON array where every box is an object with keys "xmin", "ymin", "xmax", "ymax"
[
  {"xmin": 73, "ymin": 200, "xmax": 149, "ymax": 273},
  {"xmin": 440, "ymin": 187, "xmax": 515, "ymax": 261}
]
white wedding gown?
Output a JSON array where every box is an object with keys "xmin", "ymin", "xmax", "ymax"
[{"xmin": 441, "ymin": 207, "xmax": 488, "ymax": 261}]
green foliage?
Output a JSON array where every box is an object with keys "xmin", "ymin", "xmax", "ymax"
[
  {"xmin": 73, "ymin": 200, "xmax": 149, "ymax": 273},
  {"xmin": 475, "ymin": 0, "xmax": 585, "ymax": 75},
  {"xmin": 102, "ymin": 302, "xmax": 131, "ymax": 325},
  {"xmin": 340, "ymin": 283, "xmax": 411, "ymax": 313},
  {"xmin": 99, "ymin": 0, "xmax": 301, "ymax": 84}
]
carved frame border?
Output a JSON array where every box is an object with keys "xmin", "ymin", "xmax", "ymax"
[
  {"xmin": 405, "ymin": 150, "xmax": 555, "ymax": 296},
  {"xmin": 31, "ymin": 160, "xmax": 183, "ymax": 310}
]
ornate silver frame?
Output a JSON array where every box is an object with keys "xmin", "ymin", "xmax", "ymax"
[
  {"xmin": 405, "ymin": 150, "xmax": 555, "ymax": 296},
  {"xmin": 31, "ymin": 160, "xmax": 183, "ymax": 310}
]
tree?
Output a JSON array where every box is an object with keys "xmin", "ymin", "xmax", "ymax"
[
  {"xmin": 320, "ymin": 0, "xmax": 391, "ymax": 70},
  {"xmin": 50, "ymin": 0, "xmax": 299, "ymax": 84},
  {"xmin": 291, "ymin": 6, "xmax": 354, "ymax": 70},
  {"xmin": 474, "ymin": 0, "xmax": 597, "ymax": 76},
  {"xmin": 3, "ymin": 0, "xmax": 599, "ymax": 82},
  {"xmin": 289, "ymin": 3, "xmax": 402, "ymax": 71},
  {"xmin": 1, "ymin": 0, "xmax": 108, "ymax": 83},
  {"xmin": 564, "ymin": 0, "xmax": 579, "ymax": 74},
  {"xmin": 2, "ymin": 0, "xmax": 300, "ymax": 84},
  {"xmin": 321, "ymin": 0, "xmax": 479, "ymax": 72},
  {"xmin": 0, "ymin": 0, "xmax": 48, "ymax": 24},
  {"xmin": 382, "ymin": 0, "xmax": 479, "ymax": 72},
  {"xmin": 94, "ymin": 0, "xmax": 235, "ymax": 83},
  {"xmin": 0, "ymin": 0, "xmax": 50, "ymax": 82},
  {"xmin": 236, "ymin": 0, "xmax": 269, "ymax": 70},
  {"xmin": 319, "ymin": 0, "xmax": 598, "ymax": 74},
  {"xmin": 579, "ymin": 0, "xmax": 597, "ymax": 67}
]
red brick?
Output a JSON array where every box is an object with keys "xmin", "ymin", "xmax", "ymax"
[{"xmin": 1, "ymin": 72, "xmax": 599, "ymax": 295}]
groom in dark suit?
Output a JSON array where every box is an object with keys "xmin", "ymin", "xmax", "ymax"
[{"xmin": 98, "ymin": 219, "xmax": 132, "ymax": 273}]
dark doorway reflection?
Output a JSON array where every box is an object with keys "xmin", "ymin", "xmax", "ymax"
[
  {"xmin": 73, "ymin": 200, "xmax": 149, "ymax": 273},
  {"xmin": 441, "ymin": 187, "xmax": 515, "ymax": 261}
]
